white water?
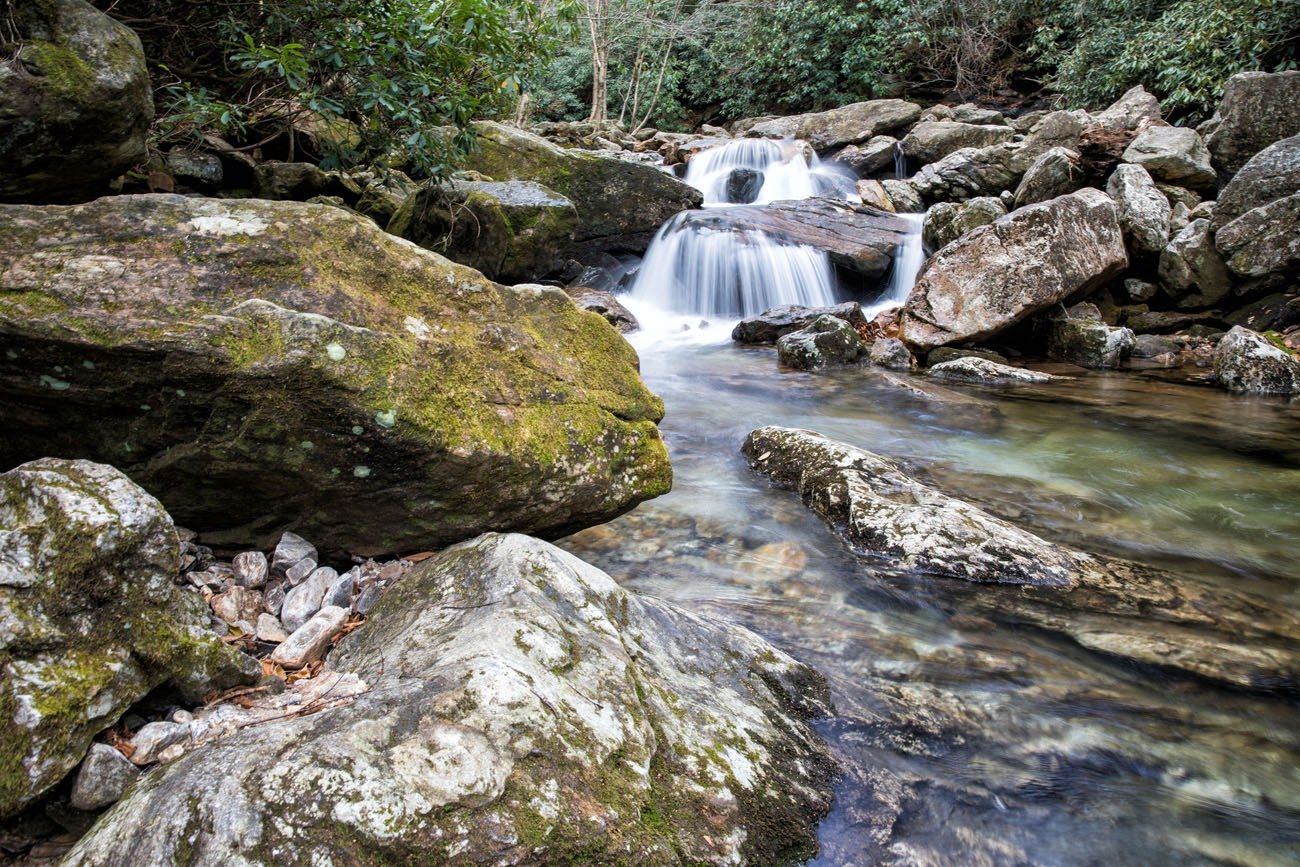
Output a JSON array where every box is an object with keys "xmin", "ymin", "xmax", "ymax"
[
  {"xmin": 864, "ymin": 213, "xmax": 925, "ymax": 319},
  {"xmin": 683, "ymin": 138, "xmax": 857, "ymax": 206}
]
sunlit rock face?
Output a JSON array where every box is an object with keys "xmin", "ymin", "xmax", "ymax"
[{"xmin": 0, "ymin": 195, "xmax": 671, "ymax": 555}]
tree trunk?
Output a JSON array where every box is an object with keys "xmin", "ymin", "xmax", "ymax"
[{"xmin": 586, "ymin": 0, "xmax": 609, "ymax": 123}]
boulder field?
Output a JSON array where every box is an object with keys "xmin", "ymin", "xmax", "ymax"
[{"xmin": 0, "ymin": 195, "xmax": 671, "ymax": 555}]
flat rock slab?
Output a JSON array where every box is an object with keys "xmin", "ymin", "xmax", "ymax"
[
  {"xmin": 743, "ymin": 426, "xmax": 1300, "ymax": 692},
  {"xmin": 64, "ymin": 534, "xmax": 836, "ymax": 866}
]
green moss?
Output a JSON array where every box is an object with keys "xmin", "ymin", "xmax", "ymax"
[
  {"xmin": 24, "ymin": 40, "xmax": 96, "ymax": 102},
  {"xmin": 0, "ymin": 291, "xmax": 67, "ymax": 317}
]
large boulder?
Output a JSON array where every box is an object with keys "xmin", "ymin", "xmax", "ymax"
[
  {"xmin": 1121, "ymin": 125, "xmax": 1216, "ymax": 189},
  {"xmin": 1105, "ymin": 163, "xmax": 1171, "ymax": 257},
  {"xmin": 745, "ymin": 99, "xmax": 923, "ymax": 151},
  {"xmin": 1215, "ymin": 192, "xmax": 1300, "ymax": 280},
  {"xmin": 1013, "ymin": 146, "xmax": 1085, "ymax": 207},
  {"xmin": 830, "ymin": 135, "xmax": 899, "ymax": 176},
  {"xmin": 0, "ymin": 195, "xmax": 671, "ymax": 555},
  {"xmin": 460, "ymin": 121, "xmax": 701, "ymax": 252},
  {"xmin": 0, "ymin": 0, "xmax": 154, "ymax": 203},
  {"xmin": 921, "ymin": 196, "xmax": 1006, "ymax": 251},
  {"xmin": 1212, "ymin": 134, "xmax": 1300, "ymax": 231},
  {"xmin": 900, "ymin": 122, "xmax": 1015, "ymax": 165},
  {"xmin": 1095, "ymin": 85, "xmax": 1163, "ymax": 131},
  {"xmin": 732, "ymin": 302, "xmax": 868, "ymax": 344},
  {"xmin": 901, "ymin": 189, "xmax": 1128, "ymax": 350},
  {"xmin": 911, "ymin": 143, "xmax": 1024, "ymax": 203},
  {"xmin": 388, "ymin": 179, "xmax": 580, "ymax": 283},
  {"xmin": 1, "ymin": 458, "xmax": 257, "ymax": 818},
  {"xmin": 63, "ymin": 534, "xmax": 836, "ymax": 866},
  {"xmin": 1158, "ymin": 218, "xmax": 1233, "ymax": 308},
  {"xmin": 1213, "ymin": 326, "xmax": 1300, "ymax": 394},
  {"xmin": 1202, "ymin": 71, "xmax": 1300, "ymax": 174}
]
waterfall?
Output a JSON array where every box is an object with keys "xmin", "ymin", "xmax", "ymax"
[
  {"xmin": 865, "ymin": 213, "xmax": 925, "ymax": 318},
  {"xmin": 893, "ymin": 141, "xmax": 908, "ymax": 179},
  {"xmin": 627, "ymin": 213, "xmax": 838, "ymax": 320},
  {"xmin": 684, "ymin": 138, "xmax": 857, "ymax": 206}
]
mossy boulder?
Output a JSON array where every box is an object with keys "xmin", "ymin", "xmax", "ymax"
[
  {"xmin": 63, "ymin": 534, "xmax": 836, "ymax": 866},
  {"xmin": 460, "ymin": 121, "xmax": 702, "ymax": 256},
  {"xmin": 388, "ymin": 179, "xmax": 581, "ymax": 283},
  {"xmin": 0, "ymin": 0, "xmax": 154, "ymax": 203},
  {"xmin": 0, "ymin": 195, "xmax": 671, "ymax": 555},
  {"xmin": 0, "ymin": 458, "xmax": 257, "ymax": 819}
]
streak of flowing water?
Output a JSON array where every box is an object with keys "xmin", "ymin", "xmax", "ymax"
[{"xmin": 683, "ymin": 137, "xmax": 857, "ymax": 206}]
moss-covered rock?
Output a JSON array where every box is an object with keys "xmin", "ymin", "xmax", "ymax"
[
  {"xmin": 63, "ymin": 534, "xmax": 836, "ymax": 866},
  {"xmin": 388, "ymin": 179, "xmax": 580, "ymax": 283},
  {"xmin": 460, "ymin": 122, "xmax": 702, "ymax": 254},
  {"xmin": 0, "ymin": 458, "xmax": 257, "ymax": 819},
  {"xmin": 0, "ymin": 0, "xmax": 153, "ymax": 203},
  {"xmin": 0, "ymin": 195, "xmax": 671, "ymax": 555}
]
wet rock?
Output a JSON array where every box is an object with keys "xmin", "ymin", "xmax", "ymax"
[
  {"xmin": 0, "ymin": 195, "xmax": 670, "ymax": 555},
  {"xmin": 254, "ymin": 613, "xmax": 288, "ymax": 644},
  {"xmin": 69, "ymin": 744, "xmax": 138, "ymax": 812},
  {"xmin": 66, "ymin": 534, "xmax": 836, "ymax": 866},
  {"xmin": 1013, "ymin": 147, "xmax": 1084, "ymax": 207},
  {"xmin": 902, "ymin": 189, "xmax": 1128, "ymax": 350},
  {"xmin": 270, "ymin": 532, "xmax": 315, "ymax": 580},
  {"xmin": 911, "ymin": 143, "xmax": 1024, "ymax": 203},
  {"xmin": 268, "ymin": 605, "xmax": 348, "ymax": 670},
  {"xmin": 743, "ymin": 427, "xmax": 1089, "ymax": 586},
  {"xmin": 460, "ymin": 121, "xmax": 702, "ymax": 250},
  {"xmin": 0, "ymin": 0, "xmax": 154, "ymax": 203},
  {"xmin": 1121, "ymin": 125, "xmax": 1216, "ymax": 189},
  {"xmin": 252, "ymin": 162, "xmax": 343, "ymax": 201},
  {"xmin": 280, "ymin": 567, "xmax": 337, "ymax": 633},
  {"xmin": 1213, "ymin": 326, "xmax": 1300, "ymax": 394},
  {"xmin": 831, "ymin": 136, "xmax": 899, "ymax": 175},
  {"xmin": 1158, "ymin": 218, "xmax": 1233, "ymax": 309},
  {"xmin": 1106, "ymin": 163, "xmax": 1171, "ymax": 257},
  {"xmin": 746, "ymin": 99, "xmax": 922, "ymax": 150},
  {"xmin": 0, "ymin": 459, "xmax": 256, "ymax": 817},
  {"xmin": 231, "ymin": 551, "xmax": 268, "ymax": 589},
  {"xmin": 1215, "ymin": 191, "xmax": 1300, "ymax": 280},
  {"xmin": 777, "ymin": 315, "xmax": 866, "ymax": 369},
  {"xmin": 1212, "ymin": 134, "xmax": 1300, "ymax": 231},
  {"xmin": 1126, "ymin": 309, "xmax": 1222, "ymax": 334},
  {"xmin": 925, "ymin": 346, "xmax": 1007, "ymax": 366},
  {"xmin": 856, "ymin": 179, "xmax": 894, "ymax": 210},
  {"xmin": 126, "ymin": 721, "xmax": 191, "ymax": 766},
  {"xmin": 565, "ymin": 287, "xmax": 639, "ymax": 333},
  {"xmin": 1132, "ymin": 334, "xmax": 1179, "ymax": 358},
  {"xmin": 732, "ymin": 302, "xmax": 867, "ymax": 344},
  {"xmin": 928, "ymin": 357, "xmax": 1057, "ymax": 385},
  {"xmin": 901, "ymin": 122, "xmax": 1016, "ymax": 165},
  {"xmin": 922, "ymin": 197, "xmax": 1005, "ymax": 250},
  {"xmin": 387, "ymin": 179, "xmax": 579, "ymax": 283},
  {"xmin": 868, "ymin": 337, "xmax": 914, "ymax": 371},
  {"xmin": 1202, "ymin": 71, "xmax": 1300, "ymax": 174},
  {"xmin": 1224, "ymin": 293, "xmax": 1300, "ymax": 333},
  {"xmin": 1045, "ymin": 315, "xmax": 1135, "ymax": 369}
]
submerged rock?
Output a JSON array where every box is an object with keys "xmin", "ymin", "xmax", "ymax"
[
  {"xmin": 1213, "ymin": 326, "xmax": 1300, "ymax": 394},
  {"xmin": 0, "ymin": 0, "xmax": 154, "ymax": 203},
  {"xmin": 0, "ymin": 195, "xmax": 670, "ymax": 555},
  {"xmin": 928, "ymin": 357, "xmax": 1057, "ymax": 385},
  {"xmin": 0, "ymin": 459, "xmax": 256, "ymax": 818},
  {"xmin": 1202, "ymin": 71, "xmax": 1300, "ymax": 174},
  {"xmin": 732, "ymin": 303, "xmax": 868, "ymax": 345},
  {"xmin": 65, "ymin": 534, "xmax": 836, "ymax": 866},
  {"xmin": 902, "ymin": 189, "xmax": 1128, "ymax": 350},
  {"xmin": 777, "ymin": 316, "xmax": 866, "ymax": 370},
  {"xmin": 745, "ymin": 99, "xmax": 922, "ymax": 150},
  {"xmin": 1044, "ymin": 311, "xmax": 1136, "ymax": 369}
]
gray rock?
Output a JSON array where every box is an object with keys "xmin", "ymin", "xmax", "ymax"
[
  {"xmin": 1213, "ymin": 326, "xmax": 1300, "ymax": 394},
  {"xmin": 66, "ymin": 534, "xmax": 836, "ymax": 866},
  {"xmin": 743, "ymin": 427, "xmax": 1087, "ymax": 586},
  {"xmin": 270, "ymin": 605, "xmax": 349, "ymax": 670},
  {"xmin": 1124, "ymin": 278, "xmax": 1159, "ymax": 302},
  {"xmin": 254, "ymin": 613, "xmax": 288, "ymax": 644},
  {"xmin": 746, "ymin": 99, "xmax": 922, "ymax": 150},
  {"xmin": 1216, "ymin": 191, "xmax": 1300, "ymax": 279},
  {"xmin": 323, "ymin": 570, "xmax": 355, "ymax": 610},
  {"xmin": 902, "ymin": 189, "xmax": 1128, "ymax": 350},
  {"xmin": 868, "ymin": 337, "xmax": 914, "ymax": 370},
  {"xmin": 925, "ymin": 346, "xmax": 1007, "ymax": 366},
  {"xmin": 164, "ymin": 152, "xmax": 223, "ymax": 189},
  {"xmin": 1159, "ymin": 219, "xmax": 1233, "ymax": 308},
  {"xmin": 0, "ymin": 459, "xmax": 256, "ymax": 817},
  {"xmin": 880, "ymin": 178, "xmax": 925, "ymax": 213},
  {"xmin": 262, "ymin": 583, "xmax": 286, "ymax": 617},
  {"xmin": 1169, "ymin": 200, "xmax": 1192, "ymax": 234},
  {"xmin": 231, "ymin": 551, "xmax": 268, "ymax": 588},
  {"xmin": 209, "ymin": 585, "xmax": 264, "ymax": 626},
  {"xmin": 1106, "ymin": 163, "xmax": 1171, "ymax": 256},
  {"xmin": 253, "ymin": 162, "xmax": 340, "ymax": 201},
  {"xmin": 1122, "ymin": 125, "xmax": 1216, "ymax": 189},
  {"xmin": 127, "ymin": 721, "xmax": 191, "ymax": 766},
  {"xmin": 353, "ymin": 583, "xmax": 383, "ymax": 616},
  {"xmin": 776, "ymin": 315, "xmax": 865, "ymax": 369},
  {"xmin": 1203, "ymin": 70, "xmax": 1300, "ymax": 174},
  {"xmin": 951, "ymin": 104, "xmax": 1007, "ymax": 125},
  {"xmin": 901, "ymin": 122, "xmax": 1016, "ymax": 165},
  {"xmin": 565, "ymin": 287, "xmax": 639, "ymax": 333},
  {"xmin": 922, "ymin": 197, "xmax": 1006, "ymax": 250},
  {"xmin": 0, "ymin": 0, "xmax": 154, "ymax": 203},
  {"xmin": 1224, "ymin": 293, "xmax": 1300, "ymax": 333},
  {"xmin": 1014, "ymin": 147, "xmax": 1084, "ymax": 207},
  {"xmin": 928, "ymin": 357, "xmax": 1057, "ymax": 385},
  {"xmin": 270, "ymin": 532, "xmax": 316, "ymax": 579},
  {"xmin": 1095, "ymin": 85, "xmax": 1163, "ymax": 131},
  {"xmin": 280, "ymin": 566, "xmax": 337, "ymax": 633},
  {"xmin": 1013, "ymin": 110, "xmax": 1093, "ymax": 171},
  {"xmin": 911, "ymin": 143, "xmax": 1024, "ymax": 203},
  {"xmin": 1158, "ymin": 182, "xmax": 1201, "ymax": 210},
  {"xmin": 1212, "ymin": 134, "xmax": 1300, "ymax": 230},
  {"xmin": 1132, "ymin": 334, "xmax": 1179, "ymax": 358},
  {"xmin": 1045, "ymin": 316, "xmax": 1136, "ymax": 369},
  {"xmin": 732, "ymin": 302, "xmax": 868, "ymax": 344},
  {"xmin": 284, "ymin": 557, "xmax": 318, "ymax": 588},
  {"xmin": 69, "ymin": 744, "xmax": 139, "ymax": 811},
  {"xmin": 831, "ymin": 135, "xmax": 899, "ymax": 175}
]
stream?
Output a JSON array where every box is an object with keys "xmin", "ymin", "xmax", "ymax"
[{"xmin": 561, "ymin": 139, "xmax": 1300, "ymax": 865}]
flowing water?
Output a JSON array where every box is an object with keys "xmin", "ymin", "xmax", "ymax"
[{"xmin": 563, "ymin": 140, "xmax": 1300, "ymax": 864}]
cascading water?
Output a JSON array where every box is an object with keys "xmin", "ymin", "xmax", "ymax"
[
  {"xmin": 683, "ymin": 138, "xmax": 857, "ymax": 206},
  {"xmin": 865, "ymin": 213, "xmax": 925, "ymax": 318}
]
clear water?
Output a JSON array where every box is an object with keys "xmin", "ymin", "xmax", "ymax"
[{"xmin": 565, "ymin": 139, "xmax": 1300, "ymax": 864}]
